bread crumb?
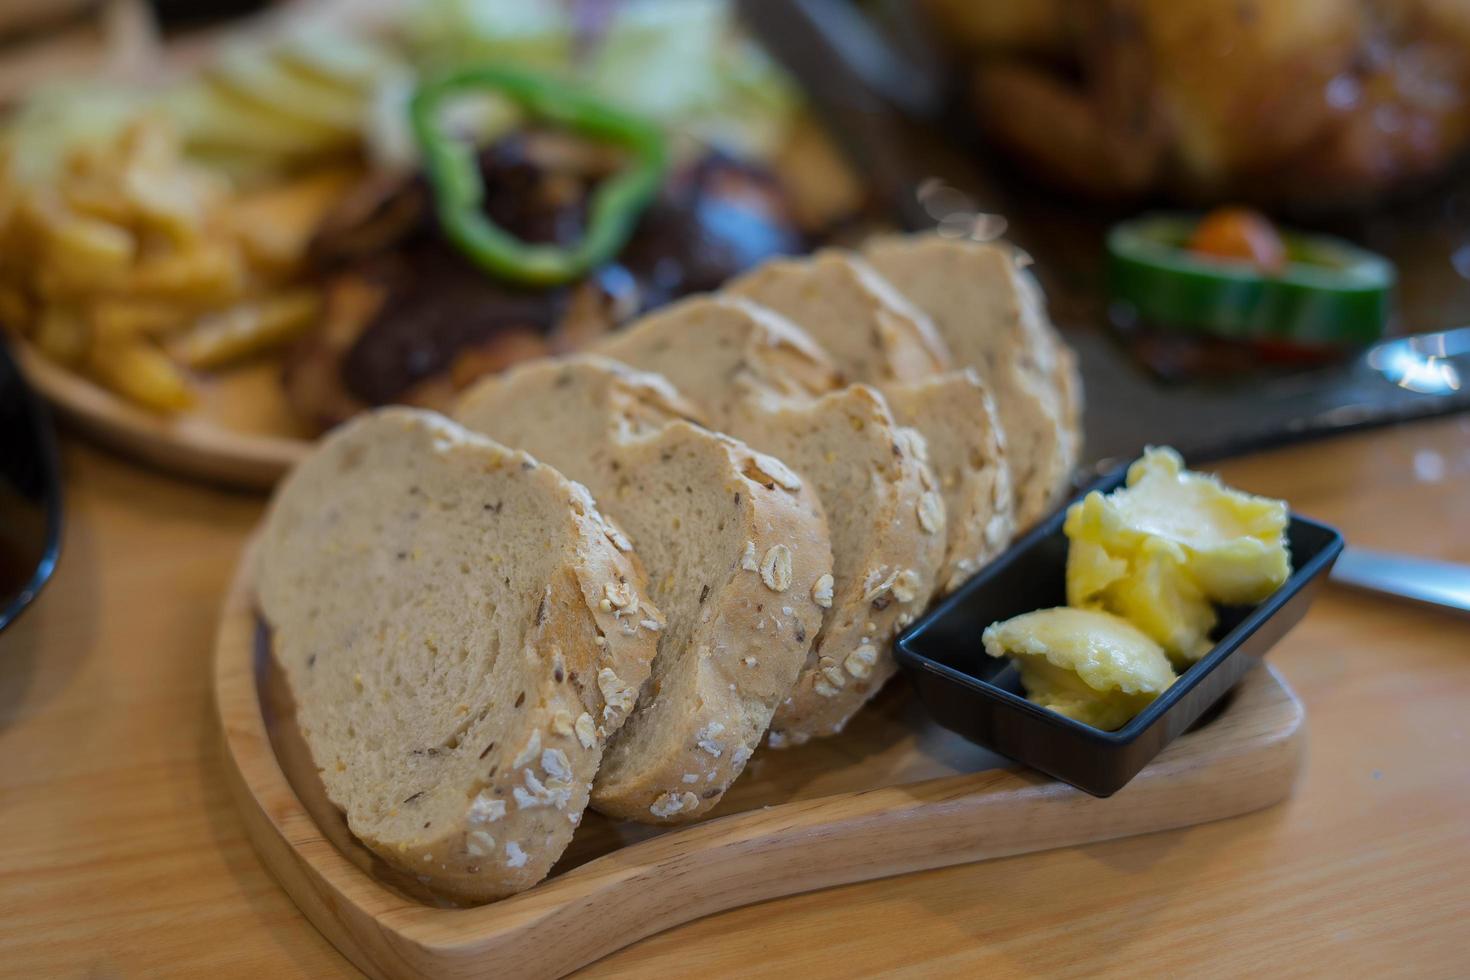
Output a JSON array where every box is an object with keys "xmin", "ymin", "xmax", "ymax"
[
  {"xmin": 597, "ymin": 668, "xmax": 636, "ymax": 717},
  {"xmin": 650, "ymin": 791, "xmax": 700, "ymax": 818},
  {"xmin": 541, "ymin": 748, "xmax": 573, "ymax": 783},
  {"xmin": 574, "ymin": 712, "xmax": 596, "ymax": 749},
  {"xmin": 892, "ymin": 568, "xmax": 922, "ymax": 604},
  {"xmin": 760, "ymin": 544, "xmax": 793, "ymax": 592},
  {"xmin": 505, "ymin": 841, "xmax": 529, "ymax": 868},
  {"xmin": 512, "ymin": 730, "xmax": 542, "ymax": 768},
  {"xmin": 603, "ymin": 580, "xmax": 636, "ymax": 611},
  {"xmin": 812, "ymin": 573, "xmax": 834, "ymax": 608},
  {"xmin": 749, "ymin": 452, "xmax": 803, "ymax": 491},
  {"xmin": 468, "ymin": 792, "xmax": 506, "ymax": 825},
  {"xmin": 844, "ymin": 643, "xmax": 878, "ymax": 680},
  {"xmin": 917, "ymin": 491, "xmax": 943, "ymax": 534},
  {"xmin": 741, "ymin": 540, "xmax": 759, "ymax": 572},
  {"xmin": 863, "ymin": 568, "xmax": 899, "ymax": 603},
  {"xmin": 696, "ymin": 721, "xmax": 725, "ymax": 757},
  {"xmin": 514, "ymin": 768, "xmax": 573, "ymax": 810}
]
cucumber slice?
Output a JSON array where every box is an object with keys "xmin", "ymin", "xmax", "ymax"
[{"xmin": 1107, "ymin": 213, "xmax": 1394, "ymax": 347}]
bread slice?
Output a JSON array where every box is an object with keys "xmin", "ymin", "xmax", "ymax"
[
  {"xmin": 255, "ymin": 408, "xmax": 661, "ymax": 902},
  {"xmin": 881, "ymin": 370, "xmax": 1014, "ymax": 593},
  {"xmin": 727, "ymin": 250, "xmax": 951, "ymax": 386},
  {"xmin": 599, "ymin": 297, "xmax": 947, "ymax": 742},
  {"xmin": 729, "ymin": 251, "xmax": 1016, "ymax": 592},
  {"xmin": 1015, "ymin": 260, "xmax": 1083, "ymax": 476},
  {"xmin": 454, "ymin": 356, "xmax": 831, "ymax": 821},
  {"xmin": 863, "ymin": 233, "xmax": 1076, "ymax": 528}
]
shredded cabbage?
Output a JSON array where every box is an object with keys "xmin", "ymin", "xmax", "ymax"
[{"xmin": 404, "ymin": 0, "xmax": 800, "ymax": 160}]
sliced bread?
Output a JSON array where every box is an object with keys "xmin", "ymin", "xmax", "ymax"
[
  {"xmin": 727, "ymin": 250, "xmax": 951, "ymax": 385},
  {"xmin": 729, "ymin": 250, "xmax": 1016, "ymax": 592},
  {"xmin": 1013, "ymin": 258, "xmax": 1083, "ymax": 475},
  {"xmin": 598, "ymin": 297, "xmax": 947, "ymax": 742},
  {"xmin": 454, "ymin": 356, "xmax": 831, "ymax": 821},
  {"xmin": 255, "ymin": 408, "xmax": 661, "ymax": 901},
  {"xmin": 881, "ymin": 370, "xmax": 1014, "ymax": 593},
  {"xmin": 863, "ymin": 233, "xmax": 1076, "ymax": 528}
]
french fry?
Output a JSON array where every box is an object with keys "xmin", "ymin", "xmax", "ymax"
[
  {"xmin": 32, "ymin": 305, "xmax": 90, "ymax": 365},
  {"xmin": 124, "ymin": 241, "xmax": 245, "ymax": 305},
  {"xmin": 122, "ymin": 166, "xmax": 208, "ymax": 250},
  {"xmin": 88, "ymin": 297, "xmax": 191, "ymax": 342},
  {"xmin": 87, "ymin": 341, "xmax": 194, "ymax": 413},
  {"xmin": 225, "ymin": 166, "xmax": 357, "ymax": 274},
  {"xmin": 59, "ymin": 169, "xmax": 134, "ymax": 226},
  {"xmin": 4, "ymin": 103, "xmax": 335, "ymax": 414},
  {"xmin": 169, "ymin": 289, "xmax": 320, "ymax": 369},
  {"xmin": 25, "ymin": 191, "xmax": 135, "ymax": 294}
]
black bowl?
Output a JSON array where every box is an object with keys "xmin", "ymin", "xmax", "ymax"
[
  {"xmin": 895, "ymin": 467, "xmax": 1344, "ymax": 797},
  {"xmin": 0, "ymin": 339, "xmax": 62, "ymax": 633}
]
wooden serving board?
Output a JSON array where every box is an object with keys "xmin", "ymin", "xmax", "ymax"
[{"xmin": 214, "ymin": 540, "xmax": 1307, "ymax": 980}]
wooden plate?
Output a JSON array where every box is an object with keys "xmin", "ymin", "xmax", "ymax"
[
  {"xmin": 215, "ymin": 539, "xmax": 1306, "ymax": 979},
  {"xmin": 15, "ymin": 341, "xmax": 310, "ymax": 489}
]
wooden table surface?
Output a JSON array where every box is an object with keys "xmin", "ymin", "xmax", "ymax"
[{"xmin": 3, "ymin": 417, "xmax": 1468, "ymax": 978}]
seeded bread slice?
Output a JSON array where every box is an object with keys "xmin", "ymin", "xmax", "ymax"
[
  {"xmin": 454, "ymin": 356, "xmax": 831, "ymax": 822},
  {"xmin": 881, "ymin": 370, "xmax": 1014, "ymax": 593},
  {"xmin": 728, "ymin": 251, "xmax": 1016, "ymax": 592},
  {"xmin": 863, "ymin": 233, "xmax": 1076, "ymax": 528},
  {"xmin": 599, "ymin": 297, "xmax": 947, "ymax": 742},
  {"xmin": 1015, "ymin": 260, "xmax": 1083, "ymax": 478},
  {"xmin": 255, "ymin": 408, "xmax": 660, "ymax": 902},
  {"xmin": 727, "ymin": 250, "xmax": 951, "ymax": 386}
]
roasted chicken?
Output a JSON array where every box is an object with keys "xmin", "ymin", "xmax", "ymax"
[{"xmin": 925, "ymin": 0, "xmax": 1470, "ymax": 204}]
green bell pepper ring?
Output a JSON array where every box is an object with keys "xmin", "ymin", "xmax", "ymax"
[
  {"xmin": 409, "ymin": 66, "xmax": 669, "ymax": 287},
  {"xmin": 1107, "ymin": 214, "xmax": 1395, "ymax": 347}
]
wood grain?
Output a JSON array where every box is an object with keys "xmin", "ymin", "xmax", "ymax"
[
  {"xmin": 216, "ymin": 534, "xmax": 1304, "ymax": 979},
  {"xmin": 3, "ymin": 417, "xmax": 1469, "ymax": 977}
]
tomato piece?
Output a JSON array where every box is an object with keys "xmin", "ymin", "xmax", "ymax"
[{"xmin": 1188, "ymin": 207, "xmax": 1287, "ymax": 274}]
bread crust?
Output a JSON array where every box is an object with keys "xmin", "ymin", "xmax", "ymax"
[
  {"xmin": 455, "ymin": 357, "xmax": 832, "ymax": 822},
  {"xmin": 600, "ymin": 301, "xmax": 947, "ymax": 742},
  {"xmin": 727, "ymin": 250, "xmax": 951, "ymax": 385},
  {"xmin": 863, "ymin": 233, "xmax": 1079, "ymax": 528},
  {"xmin": 728, "ymin": 250, "xmax": 1018, "ymax": 594},
  {"xmin": 755, "ymin": 385, "xmax": 947, "ymax": 742},
  {"xmin": 256, "ymin": 408, "xmax": 660, "ymax": 902},
  {"xmin": 884, "ymin": 370, "xmax": 1015, "ymax": 594}
]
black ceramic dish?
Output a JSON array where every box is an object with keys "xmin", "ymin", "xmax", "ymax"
[
  {"xmin": 0, "ymin": 339, "xmax": 62, "ymax": 633},
  {"xmin": 895, "ymin": 466, "xmax": 1344, "ymax": 797}
]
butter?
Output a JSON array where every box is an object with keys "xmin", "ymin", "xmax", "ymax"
[
  {"xmin": 1065, "ymin": 447, "xmax": 1290, "ymax": 662},
  {"xmin": 982, "ymin": 607, "xmax": 1176, "ymax": 731}
]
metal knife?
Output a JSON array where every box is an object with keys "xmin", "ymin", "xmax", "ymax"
[{"xmin": 1330, "ymin": 548, "xmax": 1470, "ymax": 620}]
